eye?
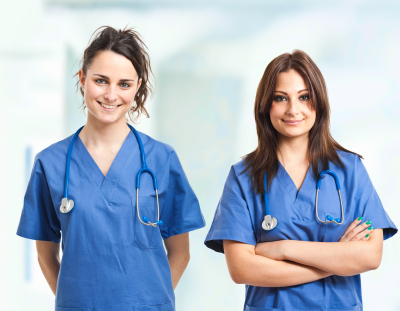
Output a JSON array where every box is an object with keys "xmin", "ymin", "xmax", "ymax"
[
  {"xmin": 274, "ymin": 95, "xmax": 287, "ymax": 102},
  {"xmin": 299, "ymin": 94, "xmax": 310, "ymax": 101},
  {"xmin": 95, "ymin": 79, "xmax": 107, "ymax": 84},
  {"xmin": 119, "ymin": 82, "xmax": 131, "ymax": 88}
]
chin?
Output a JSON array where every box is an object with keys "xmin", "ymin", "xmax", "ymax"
[
  {"xmin": 281, "ymin": 130, "xmax": 309, "ymax": 139},
  {"xmin": 92, "ymin": 113, "xmax": 124, "ymax": 125}
]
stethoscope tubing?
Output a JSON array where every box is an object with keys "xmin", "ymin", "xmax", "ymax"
[
  {"xmin": 61, "ymin": 124, "xmax": 162, "ymax": 226},
  {"xmin": 315, "ymin": 170, "xmax": 344, "ymax": 225},
  {"xmin": 263, "ymin": 168, "xmax": 344, "ymax": 228},
  {"xmin": 63, "ymin": 126, "xmax": 84, "ymax": 200}
]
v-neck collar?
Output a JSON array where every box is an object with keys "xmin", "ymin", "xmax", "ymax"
[
  {"xmin": 276, "ymin": 161, "xmax": 315, "ymax": 206},
  {"xmin": 74, "ymin": 130, "xmax": 139, "ymax": 202}
]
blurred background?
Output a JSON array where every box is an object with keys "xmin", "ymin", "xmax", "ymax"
[{"xmin": 1, "ymin": 0, "xmax": 400, "ymax": 310}]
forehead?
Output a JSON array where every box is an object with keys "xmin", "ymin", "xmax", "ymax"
[
  {"xmin": 87, "ymin": 50, "xmax": 138, "ymax": 79},
  {"xmin": 275, "ymin": 69, "xmax": 307, "ymax": 91}
]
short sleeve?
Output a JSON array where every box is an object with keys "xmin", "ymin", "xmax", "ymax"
[
  {"xmin": 159, "ymin": 150, "xmax": 205, "ymax": 239},
  {"xmin": 354, "ymin": 157, "xmax": 397, "ymax": 240},
  {"xmin": 204, "ymin": 166, "xmax": 256, "ymax": 254},
  {"xmin": 16, "ymin": 157, "xmax": 61, "ymax": 243}
]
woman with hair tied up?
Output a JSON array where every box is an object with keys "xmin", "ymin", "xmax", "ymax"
[
  {"xmin": 205, "ymin": 50, "xmax": 397, "ymax": 311},
  {"xmin": 16, "ymin": 26, "xmax": 205, "ymax": 311}
]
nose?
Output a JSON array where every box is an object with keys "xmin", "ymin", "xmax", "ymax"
[
  {"xmin": 286, "ymin": 98, "xmax": 300, "ymax": 116},
  {"xmin": 104, "ymin": 85, "xmax": 118, "ymax": 102}
]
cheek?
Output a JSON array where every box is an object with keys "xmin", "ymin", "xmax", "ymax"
[
  {"xmin": 269, "ymin": 105, "xmax": 284, "ymax": 124},
  {"xmin": 304, "ymin": 110, "xmax": 316, "ymax": 128},
  {"xmin": 120, "ymin": 91, "xmax": 136, "ymax": 106},
  {"xmin": 85, "ymin": 82, "xmax": 103, "ymax": 100}
]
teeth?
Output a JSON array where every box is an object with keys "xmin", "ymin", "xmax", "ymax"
[{"xmin": 101, "ymin": 103, "xmax": 118, "ymax": 109}]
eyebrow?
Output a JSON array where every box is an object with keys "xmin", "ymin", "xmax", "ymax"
[
  {"xmin": 275, "ymin": 89, "xmax": 309, "ymax": 95},
  {"xmin": 93, "ymin": 74, "xmax": 135, "ymax": 82}
]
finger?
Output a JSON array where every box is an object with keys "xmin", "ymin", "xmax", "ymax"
[
  {"xmin": 352, "ymin": 227, "xmax": 373, "ymax": 241},
  {"xmin": 361, "ymin": 233, "xmax": 371, "ymax": 241},
  {"xmin": 340, "ymin": 217, "xmax": 363, "ymax": 241},
  {"xmin": 343, "ymin": 220, "xmax": 372, "ymax": 241}
]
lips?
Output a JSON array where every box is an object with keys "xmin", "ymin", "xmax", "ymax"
[
  {"xmin": 97, "ymin": 101, "xmax": 122, "ymax": 110},
  {"xmin": 282, "ymin": 119, "xmax": 303, "ymax": 125}
]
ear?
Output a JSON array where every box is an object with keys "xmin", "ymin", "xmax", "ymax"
[
  {"xmin": 137, "ymin": 78, "xmax": 142, "ymax": 92},
  {"xmin": 78, "ymin": 69, "xmax": 85, "ymax": 89}
]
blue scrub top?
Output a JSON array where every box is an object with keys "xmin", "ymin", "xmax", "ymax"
[
  {"xmin": 17, "ymin": 130, "xmax": 205, "ymax": 311},
  {"xmin": 205, "ymin": 151, "xmax": 397, "ymax": 311}
]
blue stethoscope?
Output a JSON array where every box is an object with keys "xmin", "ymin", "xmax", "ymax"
[
  {"xmin": 59, "ymin": 125, "xmax": 163, "ymax": 227},
  {"xmin": 262, "ymin": 170, "xmax": 344, "ymax": 230}
]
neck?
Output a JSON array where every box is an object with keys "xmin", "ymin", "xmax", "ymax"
[
  {"xmin": 79, "ymin": 113, "xmax": 130, "ymax": 148},
  {"xmin": 277, "ymin": 133, "xmax": 309, "ymax": 166}
]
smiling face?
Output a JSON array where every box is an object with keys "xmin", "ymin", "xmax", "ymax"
[
  {"xmin": 79, "ymin": 50, "xmax": 141, "ymax": 127},
  {"xmin": 269, "ymin": 69, "xmax": 316, "ymax": 142}
]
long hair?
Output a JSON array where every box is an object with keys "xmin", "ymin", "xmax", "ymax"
[
  {"xmin": 75, "ymin": 25, "xmax": 153, "ymax": 122},
  {"xmin": 242, "ymin": 50, "xmax": 362, "ymax": 195}
]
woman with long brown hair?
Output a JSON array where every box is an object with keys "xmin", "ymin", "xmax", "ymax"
[{"xmin": 205, "ymin": 50, "xmax": 396, "ymax": 311}]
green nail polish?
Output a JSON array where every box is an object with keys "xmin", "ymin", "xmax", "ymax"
[
  {"xmin": 357, "ymin": 217, "xmax": 363, "ymax": 221},
  {"xmin": 365, "ymin": 234, "xmax": 370, "ymax": 238},
  {"xmin": 368, "ymin": 226, "xmax": 373, "ymax": 230},
  {"xmin": 366, "ymin": 221, "xmax": 371, "ymax": 225}
]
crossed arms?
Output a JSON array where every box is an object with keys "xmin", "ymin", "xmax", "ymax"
[{"xmin": 223, "ymin": 219, "xmax": 383, "ymax": 287}]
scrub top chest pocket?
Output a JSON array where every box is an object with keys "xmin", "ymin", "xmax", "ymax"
[{"xmin": 132, "ymin": 196, "xmax": 163, "ymax": 249}]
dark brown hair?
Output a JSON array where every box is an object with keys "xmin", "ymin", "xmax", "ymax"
[
  {"xmin": 76, "ymin": 26, "xmax": 153, "ymax": 122},
  {"xmin": 243, "ymin": 50, "xmax": 362, "ymax": 195}
]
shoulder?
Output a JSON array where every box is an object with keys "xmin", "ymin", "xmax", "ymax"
[
  {"xmin": 336, "ymin": 150, "xmax": 361, "ymax": 164},
  {"xmin": 333, "ymin": 150, "xmax": 366, "ymax": 180},
  {"xmin": 231, "ymin": 159, "xmax": 248, "ymax": 177},
  {"xmin": 335, "ymin": 150, "xmax": 363, "ymax": 171},
  {"xmin": 136, "ymin": 130, "xmax": 176, "ymax": 159},
  {"xmin": 227, "ymin": 159, "xmax": 252, "ymax": 190},
  {"xmin": 34, "ymin": 135, "xmax": 73, "ymax": 164}
]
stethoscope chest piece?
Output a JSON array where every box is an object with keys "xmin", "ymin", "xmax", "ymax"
[
  {"xmin": 60, "ymin": 198, "xmax": 74, "ymax": 214},
  {"xmin": 262, "ymin": 215, "xmax": 278, "ymax": 231}
]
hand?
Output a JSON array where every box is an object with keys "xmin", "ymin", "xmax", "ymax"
[
  {"xmin": 254, "ymin": 240, "xmax": 288, "ymax": 261},
  {"xmin": 339, "ymin": 217, "xmax": 373, "ymax": 242}
]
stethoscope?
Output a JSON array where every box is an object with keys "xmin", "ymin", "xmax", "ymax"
[
  {"xmin": 262, "ymin": 169, "xmax": 344, "ymax": 230},
  {"xmin": 59, "ymin": 125, "xmax": 163, "ymax": 227}
]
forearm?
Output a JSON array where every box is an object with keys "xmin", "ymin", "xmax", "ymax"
[
  {"xmin": 164, "ymin": 232, "xmax": 190, "ymax": 290},
  {"xmin": 280, "ymin": 231, "xmax": 383, "ymax": 276},
  {"xmin": 37, "ymin": 253, "xmax": 60, "ymax": 295},
  {"xmin": 36, "ymin": 241, "xmax": 60, "ymax": 295},
  {"xmin": 224, "ymin": 240, "xmax": 331, "ymax": 287},
  {"xmin": 167, "ymin": 250, "xmax": 190, "ymax": 290}
]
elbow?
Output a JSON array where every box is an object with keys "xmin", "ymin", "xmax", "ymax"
[
  {"xmin": 366, "ymin": 248, "xmax": 383, "ymax": 271},
  {"xmin": 228, "ymin": 267, "xmax": 247, "ymax": 284},
  {"xmin": 368, "ymin": 255, "xmax": 381, "ymax": 271},
  {"xmin": 179, "ymin": 250, "xmax": 191, "ymax": 267},
  {"xmin": 230, "ymin": 271, "xmax": 244, "ymax": 284},
  {"xmin": 185, "ymin": 251, "xmax": 191, "ymax": 265}
]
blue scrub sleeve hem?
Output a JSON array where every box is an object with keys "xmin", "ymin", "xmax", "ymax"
[
  {"xmin": 16, "ymin": 228, "xmax": 61, "ymax": 243},
  {"xmin": 204, "ymin": 231, "xmax": 257, "ymax": 254},
  {"xmin": 161, "ymin": 220, "xmax": 206, "ymax": 239},
  {"xmin": 376, "ymin": 226, "xmax": 397, "ymax": 240}
]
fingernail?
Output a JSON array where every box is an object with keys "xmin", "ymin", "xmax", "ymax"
[
  {"xmin": 366, "ymin": 221, "xmax": 371, "ymax": 225},
  {"xmin": 365, "ymin": 234, "xmax": 370, "ymax": 238},
  {"xmin": 357, "ymin": 217, "xmax": 363, "ymax": 221},
  {"xmin": 368, "ymin": 226, "xmax": 373, "ymax": 230}
]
